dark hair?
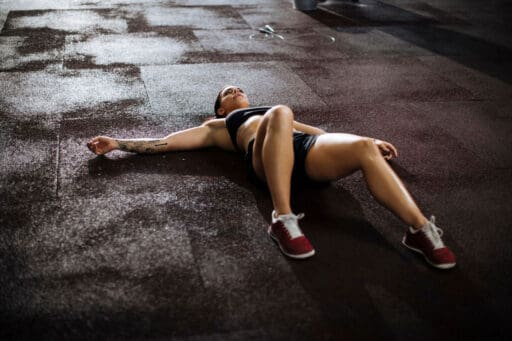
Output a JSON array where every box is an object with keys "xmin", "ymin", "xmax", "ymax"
[{"xmin": 214, "ymin": 86, "xmax": 228, "ymax": 118}]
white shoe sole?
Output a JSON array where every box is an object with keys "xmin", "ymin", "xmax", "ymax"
[
  {"xmin": 402, "ymin": 238, "xmax": 456, "ymax": 269},
  {"xmin": 268, "ymin": 228, "xmax": 315, "ymax": 259}
]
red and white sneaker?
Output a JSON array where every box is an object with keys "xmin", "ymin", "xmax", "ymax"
[
  {"xmin": 402, "ymin": 216, "xmax": 456, "ymax": 269},
  {"xmin": 268, "ymin": 210, "xmax": 315, "ymax": 259}
]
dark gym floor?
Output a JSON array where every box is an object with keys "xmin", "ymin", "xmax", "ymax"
[{"xmin": 1, "ymin": 0, "xmax": 511, "ymax": 340}]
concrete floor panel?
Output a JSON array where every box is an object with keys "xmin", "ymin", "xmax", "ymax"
[
  {"xmin": 0, "ymin": 35, "xmax": 63, "ymax": 71},
  {"xmin": 141, "ymin": 62, "xmax": 327, "ymax": 116},
  {"xmin": 0, "ymin": 0, "xmax": 75, "ymax": 11},
  {"xmin": 65, "ymin": 33, "xmax": 203, "ymax": 67},
  {"xmin": 0, "ymin": 118, "xmax": 58, "ymax": 206},
  {"xmin": 3, "ymin": 9, "xmax": 128, "ymax": 35},
  {"xmin": 325, "ymin": 26, "xmax": 435, "ymax": 57},
  {"xmin": 238, "ymin": 3, "xmax": 326, "ymax": 30},
  {"xmin": 310, "ymin": 102, "xmax": 488, "ymax": 179},
  {"xmin": 418, "ymin": 55, "xmax": 512, "ymax": 100},
  {"xmin": 291, "ymin": 56, "xmax": 474, "ymax": 105},
  {"xmin": 144, "ymin": 6, "xmax": 249, "ymax": 30},
  {"xmin": 0, "ymin": 67, "xmax": 148, "ymax": 117},
  {"xmin": 58, "ymin": 115, "xmax": 197, "ymax": 198},
  {"xmin": 0, "ymin": 198, "xmax": 218, "ymax": 339},
  {"xmin": 410, "ymin": 101, "xmax": 512, "ymax": 168},
  {"xmin": 194, "ymin": 28, "xmax": 347, "ymax": 62},
  {"xmin": 0, "ymin": 10, "xmax": 8, "ymax": 32}
]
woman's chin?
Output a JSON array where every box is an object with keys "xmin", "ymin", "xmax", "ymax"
[{"xmin": 236, "ymin": 100, "xmax": 249, "ymax": 108}]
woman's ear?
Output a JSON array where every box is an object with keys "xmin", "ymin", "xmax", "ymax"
[{"xmin": 217, "ymin": 107, "xmax": 225, "ymax": 117}]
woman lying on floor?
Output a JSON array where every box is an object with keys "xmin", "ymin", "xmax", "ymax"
[{"xmin": 87, "ymin": 85, "xmax": 456, "ymax": 269}]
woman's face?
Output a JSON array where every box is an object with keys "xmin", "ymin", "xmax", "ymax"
[{"xmin": 217, "ymin": 85, "xmax": 250, "ymax": 117}]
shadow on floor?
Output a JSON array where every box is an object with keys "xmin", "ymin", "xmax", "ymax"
[{"xmin": 87, "ymin": 149, "xmax": 505, "ymax": 340}]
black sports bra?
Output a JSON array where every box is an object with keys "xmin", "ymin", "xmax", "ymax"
[{"xmin": 225, "ymin": 106, "xmax": 272, "ymax": 151}]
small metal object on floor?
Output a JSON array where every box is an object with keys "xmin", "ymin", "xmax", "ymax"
[{"xmin": 251, "ymin": 25, "xmax": 335, "ymax": 46}]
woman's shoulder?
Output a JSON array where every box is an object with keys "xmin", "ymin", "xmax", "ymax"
[{"xmin": 202, "ymin": 118, "xmax": 226, "ymax": 128}]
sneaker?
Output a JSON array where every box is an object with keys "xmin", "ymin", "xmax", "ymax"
[
  {"xmin": 268, "ymin": 210, "xmax": 315, "ymax": 259},
  {"xmin": 402, "ymin": 216, "xmax": 456, "ymax": 269}
]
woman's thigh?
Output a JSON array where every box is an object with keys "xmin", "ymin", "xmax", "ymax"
[
  {"xmin": 305, "ymin": 133, "xmax": 368, "ymax": 182},
  {"xmin": 251, "ymin": 111, "xmax": 272, "ymax": 182},
  {"xmin": 251, "ymin": 106, "xmax": 293, "ymax": 182}
]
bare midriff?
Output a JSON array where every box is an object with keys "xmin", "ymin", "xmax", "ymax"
[{"xmin": 235, "ymin": 115, "xmax": 263, "ymax": 153}]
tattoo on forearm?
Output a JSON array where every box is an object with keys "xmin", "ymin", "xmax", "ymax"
[{"xmin": 116, "ymin": 139, "xmax": 168, "ymax": 154}]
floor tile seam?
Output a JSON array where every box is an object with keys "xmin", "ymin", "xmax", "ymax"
[
  {"xmin": 281, "ymin": 63, "xmax": 330, "ymax": 109},
  {"xmin": 56, "ymin": 189, "xmax": 184, "ymax": 202},
  {"xmin": 4, "ymin": 33, "xmax": 451, "ymax": 66},
  {"xmin": 140, "ymin": 72, "xmax": 154, "ymax": 117},
  {"xmin": 286, "ymin": 54, "xmax": 436, "ymax": 65},
  {"xmin": 338, "ymin": 47, "xmax": 437, "ymax": 59},
  {"xmin": 176, "ymin": 54, "xmax": 300, "ymax": 64},
  {"xmin": 54, "ymin": 121, "xmax": 61, "ymax": 199},
  {"xmin": 260, "ymin": 60, "xmax": 331, "ymax": 108},
  {"xmin": 58, "ymin": 112, "xmax": 192, "ymax": 123},
  {"xmin": 0, "ymin": 40, "xmax": 374, "ymax": 69},
  {"xmin": 416, "ymin": 53, "xmax": 512, "ymax": 67},
  {"xmin": 318, "ymin": 98, "xmax": 482, "ymax": 107},
  {"xmin": 190, "ymin": 26, "xmax": 211, "ymax": 55},
  {"xmin": 0, "ymin": 11, "xmax": 6, "ymax": 32},
  {"xmin": 352, "ymin": 98, "xmax": 503, "ymax": 106},
  {"xmin": 408, "ymin": 98, "xmax": 512, "ymax": 118},
  {"xmin": 139, "ymin": 59, "xmax": 305, "ymax": 71},
  {"xmin": 418, "ymin": 55, "xmax": 512, "ymax": 70},
  {"xmin": 1, "ymin": 8, "xmax": 255, "ymax": 34},
  {"xmin": 391, "ymin": 166, "xmax": 506, "ymax": 183},
  {"xmin": 178, "ymin": 32, "xmax": 441, "ymax": 60}
]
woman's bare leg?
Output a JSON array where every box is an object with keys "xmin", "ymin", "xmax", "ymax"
[
  {"xmin": 305, "ymin": 134, "xmax": 427, "ymax": 229},
  {"xmin": 251, "ymin": 105, "xmax": 294, "ymax": 215}
]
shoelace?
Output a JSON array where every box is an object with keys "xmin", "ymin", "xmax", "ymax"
[
  {"xmin": 278, "ymin": 213, "xmax": 305, "ymax": 239},
  {"xmin": 425, "ymin": 215, "xmax": 445, "ymax": 248}
]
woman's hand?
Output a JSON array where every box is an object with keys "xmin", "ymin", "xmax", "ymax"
[
  {"xmin": 374, "ymin": 139, "xmax": 398, "ymax": 160},
  {"xmin": 87, "ymin": 136, "xmax": 118, "ymax": 155}
]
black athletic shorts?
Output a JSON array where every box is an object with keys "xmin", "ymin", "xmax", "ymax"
[{"xmin": 244, "ymin": 132, "xmax": 320, "ymax": 186}]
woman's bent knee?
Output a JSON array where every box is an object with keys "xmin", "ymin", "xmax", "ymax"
[
  {"xmin": 355, "ymin": 137, "xmax": 381, "ymax": 162},
  {"xmin": 355, "ymin": 137, "xmax": 378, "ymax": 152},
  {"xmin": 268, "ymin": 105, "xmax": 294, "ymax": 122}
]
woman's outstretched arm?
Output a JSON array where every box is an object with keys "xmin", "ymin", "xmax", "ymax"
[{"xmin": 87, "ymin": 119, "xmax": 231, "ymax": 155}]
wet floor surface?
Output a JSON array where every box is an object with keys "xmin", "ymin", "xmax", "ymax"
[{"xmin": 1, "ymin": 0, "xmax": 511, "ymax": 340}]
